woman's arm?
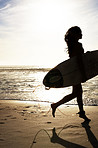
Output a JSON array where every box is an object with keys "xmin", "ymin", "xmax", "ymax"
[{"xmin": 77, "ymin": 54, "xmax": 87, "ymax": 82}]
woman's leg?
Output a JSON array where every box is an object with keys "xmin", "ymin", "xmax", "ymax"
[
  {"xmin": 77, "ymin": 94, "xmax": 84, "ymax": 112},
  {"xmin": 76, "ymin": 84, "xmax": 91, "ymax": 121},
  {"xmin": 51, "ymin": 87, "xmax": 77, "ymax": 117},
  {"xmin": 73, "ymin": 84, "xmax": 84, "ymax": 112}
]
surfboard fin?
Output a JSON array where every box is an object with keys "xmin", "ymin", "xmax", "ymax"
[{"xmin": 45, "ymin": 87, "xmax": 50, "ymax": 90}]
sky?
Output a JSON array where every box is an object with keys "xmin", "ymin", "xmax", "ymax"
[{"xmin": 0, "ymin": 0, "xmax": 98, "ymax": 67}]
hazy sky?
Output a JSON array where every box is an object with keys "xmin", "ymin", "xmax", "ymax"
[{"xmin": 0, "ymin": 0, "xmax": 98, "ymax": 67}]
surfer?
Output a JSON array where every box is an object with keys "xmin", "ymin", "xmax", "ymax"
[{"xmin": 51, "ymin": 26, "xmax": 90, "ymax": 121}]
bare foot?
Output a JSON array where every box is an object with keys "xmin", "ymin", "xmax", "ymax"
[
  {"xmin": 78, "ymin": 111, "xmax": 91, "ymax": 122},
  {"xmin": 51, "ymin": 104, "xmax": 56, "ymax": 117}
]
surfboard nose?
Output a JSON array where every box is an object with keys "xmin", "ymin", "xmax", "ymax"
[
  {"xmin": 43, "ymin": 69, "xmax": 63, "ymax": 88},
  {"xmin": 43, "ymin": 77, "xmax": 49, "ymax": 87}
]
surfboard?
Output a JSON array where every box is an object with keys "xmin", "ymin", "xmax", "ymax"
[{"xmin": 43, "ymin": 50, "xmax": 98, "ymax": 88}]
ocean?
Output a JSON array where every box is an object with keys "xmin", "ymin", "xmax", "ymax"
[{"xmin": 0, "ymin": 66, "xmax": 98, "ymax": 106}]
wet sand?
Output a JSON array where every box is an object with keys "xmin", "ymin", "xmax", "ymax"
[{"xmin": 0, "ymin": 100, "xmax": 98, "ymax": 148}]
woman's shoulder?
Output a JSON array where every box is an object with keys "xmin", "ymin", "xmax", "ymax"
[
  {"xmin": 73, "ymin": 42, "xmax": 84, "ymax": 55},
  {"xmin": 69, "ymin": 42, "xmax": 84, "ymax": 58}
]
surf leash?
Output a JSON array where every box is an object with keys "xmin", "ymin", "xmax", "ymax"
[
  {"xmin": 30, "ymin": 129, "xmax": 51, "ymax": 148},
  {"xmin": 33, "ymin": 85, "xmax": 67, "ymax": 116}
]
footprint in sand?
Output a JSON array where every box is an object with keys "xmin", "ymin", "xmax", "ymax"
[
  {"xmin": 0, "ymin": 122, "xmax": 5, "ymax": 124},
  {"xmin": 6, "ymin": 115, "xmax": 12, "ymax": 117},
  {"xmin": 1, "ymin": 118, "xmax": 7, "ymax": 121},
  {"xmin": 0, "ymin": 139, "xmax": 5, "ymax": 141},
  {"xmin": 0, "ymin": 108, "xmax": 4, "ymax": 110},
  {"xmin": 6, "ymin": 115, "xmax": 17, "ymax": 120},
  {"xmin": 11, "ymin": 117, "xmax": 17, "ymax": 119},
  {"xmin": 47, "ymin": 122, "xmax": 52, "ymax": 124},
  {"xmin": 30, "ymin": 111, "xmax": 36, "ymax": 114},
  {"xmin": 25, "ymin": 106, "xmax": 32, "ymax": 108},
  {"xmin": 13, "ymin": 108, "xmax": 17, "ymax": 110},
  {"xmin": 23, "ymin": 109, "xmax": 27, "ymax": 112}
]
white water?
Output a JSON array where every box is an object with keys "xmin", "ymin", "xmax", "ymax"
[{"xmin": 0, "ymin": 66, "xmax": 97, "ymax": 106}]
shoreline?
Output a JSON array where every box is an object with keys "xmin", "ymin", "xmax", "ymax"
[
  {"xmin": 0, "ymin": 100, "xmax": 98, "ymax": 148},
  {"xmin": 0, "ymin": 99, "xmax": 97, "ymax": 106}
]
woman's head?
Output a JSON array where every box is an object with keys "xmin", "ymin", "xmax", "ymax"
[{"xmin": 64, "ymin": 26, "xmax": 82, "ymax": 43}]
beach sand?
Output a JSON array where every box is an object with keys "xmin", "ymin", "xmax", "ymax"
[{"xmin": 0, "ymin": 100, "xmax": 98, "ymax": 148}]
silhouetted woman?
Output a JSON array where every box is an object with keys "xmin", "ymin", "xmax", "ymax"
[{"xmin": 51, "ymin": 26, "xmax": 90, "ymax": 121}]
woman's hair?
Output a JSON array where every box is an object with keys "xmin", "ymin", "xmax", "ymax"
[
  {"xmin": 64, "ymin": 26, "xmax": 82, "ymax": 55},
  {"xmin": 64, "ymin": 26, "xmax": 82, "ymax": 43}
]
